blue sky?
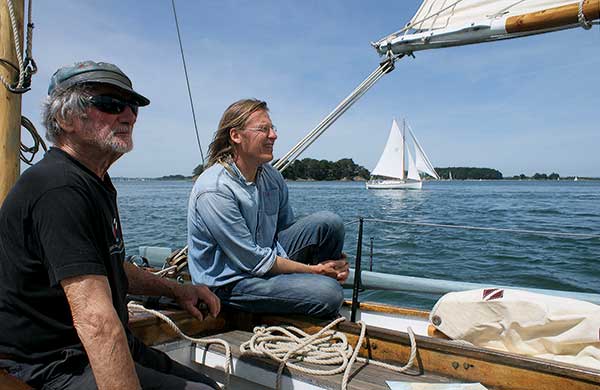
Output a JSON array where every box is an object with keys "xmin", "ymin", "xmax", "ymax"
[{"xmin": 20, "ymin": 0, "xmax": 600, "ymax": 177}]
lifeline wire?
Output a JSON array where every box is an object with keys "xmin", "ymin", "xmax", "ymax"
[{"xmin": 359, "ymin": 217, "xmax": 600, "ymax": 239}]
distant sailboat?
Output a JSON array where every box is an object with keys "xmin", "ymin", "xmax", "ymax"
[
  {"xmin": 449, "ymin": 171, "xmax": 453, "ymax": 181},
  {"xmin": 574, "ymin": 176, "xmax": 579, "ymax": 181},
  {"xmin": 366, "ymin": 119, "xmax": 439, "ymax": 190}
]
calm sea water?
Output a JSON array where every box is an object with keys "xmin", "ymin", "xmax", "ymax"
[{"xmin": 115, "ymin": 180, "xmax": 600, "ymax": 310}]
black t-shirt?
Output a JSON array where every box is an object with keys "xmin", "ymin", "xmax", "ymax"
[{"xmin": 0, "ymin": 147, "xmax": 129, "ymax": 362}]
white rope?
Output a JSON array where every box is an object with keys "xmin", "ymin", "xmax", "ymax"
[
  {"xmin": 360, "ymin": 217, "xmax": 600, "ymax": 239},
  {"xmin": 127, "ymin": 302, "xmax": 232, "ymax": 390},
  {"xmin": 152, "ymin": 264, "xmax": 178, "ymax": 277},
  {"xmin": 0, "ymin": 0, "xmax": 26, "ymax": 90},
  {"xmin": 240, "ymin": 317, "xmax": 417, "ymax": 390},
  {"xmin": 578, "ymin": 0, "xmax": 593, "ymax": 29}
]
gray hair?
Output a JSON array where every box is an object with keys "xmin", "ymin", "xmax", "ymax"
[{"xmin": 41, "ymin": 84, "xmax": 90, "ymax": 143}]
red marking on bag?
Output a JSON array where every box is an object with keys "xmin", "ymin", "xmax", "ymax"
[
  {"xmin": 488, "ymin": 290, "xmax": 504, "ymax": 300},
  {"xmin": 483, "ymin": 288, "xmax": 504, "ymax": 301}
]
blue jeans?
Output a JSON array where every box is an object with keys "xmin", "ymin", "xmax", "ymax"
[{"xmin": 214, "ymin": 211, "xmax": 345, "ymax": 318}]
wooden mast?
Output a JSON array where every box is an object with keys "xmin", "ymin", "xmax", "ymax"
[
  {"xmin": 0, "ymin": 0, "xmax": 24, "ymax": 205},
  {"xmin": 506, "ymin": 0, "xmax": 600, "ymax": 33}
]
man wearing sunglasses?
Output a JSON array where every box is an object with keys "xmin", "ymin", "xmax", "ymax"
[
  {"xmin": 187, "ymin": 99, "xmax": 349, "ymax": 320},
  {"xmin": 0, "ymin": 61, "xmax": 219, "ymax": 389}
]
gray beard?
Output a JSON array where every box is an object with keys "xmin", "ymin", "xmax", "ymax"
[
  {"xmin": 96, "ymin": 127, "xmax": 133, "ymax": 154},
  {"xmin": 102, "ymin": 135, "xmax": 133, "ymax": 154}
]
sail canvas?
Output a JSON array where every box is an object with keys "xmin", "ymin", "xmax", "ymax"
[
  {"xmin": 408, "ymin": 0, "xmax": 578, "ymax": 33},
  {"xmin": 371, "ymin": 119, "xmax": 406, "ymax": 180}
]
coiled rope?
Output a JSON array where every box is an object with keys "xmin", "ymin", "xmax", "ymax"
[
  {"xmin": 128, "ymin": 302, "xmax": 232, "ymax": 389},
  {"xmin": 240, "ymin": 317, "xmax": 417, "ymax": 390},
  {"xmin": 20, "ymin": 115, "xmax": 47, "ymax": 165},
  {"xmin": 129, "ymin": 302, "xmax": 417, "ymax": 390}
]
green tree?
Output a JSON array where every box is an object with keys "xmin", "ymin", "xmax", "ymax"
[
  {"xmin": 192, "ymin": 163, "xmax": 204, "ymax": 177},
  {"xmin": 276, "ymin": 158, "xmax": 371, "ymax": 181}
]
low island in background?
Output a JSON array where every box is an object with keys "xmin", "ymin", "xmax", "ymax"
[{"xmin": 113, "ymin": 160, "xmax": 596, "ymax": 181}]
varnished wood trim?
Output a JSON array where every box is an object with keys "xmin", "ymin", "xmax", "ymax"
[
  {"xmin": 506, "ymin": 0, "xmax": 600, "ymax": 34},
  {"xmin": 128, "ymin": 309, "xmax": 227, "ymax": 346},
  {"xmin": 343, "ymin": 300, "xmax": 430, "ymax": 319}
]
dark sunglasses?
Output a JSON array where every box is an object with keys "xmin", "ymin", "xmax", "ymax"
[{"xmin": 86, "ymin": 95, "xmax": 139, "ymax": 115}]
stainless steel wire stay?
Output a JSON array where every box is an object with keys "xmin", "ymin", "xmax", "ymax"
[{"xmin": 274, "ymin": 55, "xmax": 402, "ymax": 173}]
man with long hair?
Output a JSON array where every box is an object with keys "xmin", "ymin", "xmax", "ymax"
[{"xmin": 187, "ymin": 99, "xmax": 349, "ymax": 318}]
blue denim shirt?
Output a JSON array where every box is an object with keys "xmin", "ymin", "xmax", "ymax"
[{"xmin": 187, "ymin": 162, "xmax": 295, "ymax": 287}]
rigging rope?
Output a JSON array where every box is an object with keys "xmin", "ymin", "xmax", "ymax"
[
  {"xmin": 171, "ymin": 0, "xmax": 205, "ymax": 166},
  {"xmin": 0, "ymin": 0, "xmax": 36, "ymax": 94},
  {"xmin": 274, "ymin": 56, "xmax": 400, "ymax": 173},
  {"xmin": 359, "ymin": 217, "xmax": 600, "ymax": 239},
  {"xmin": 1, "ymin": 0, "xmax": 43, "ymax": 163}
]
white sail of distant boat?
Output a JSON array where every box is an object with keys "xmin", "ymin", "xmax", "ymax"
[
  {"xmin": 366, "ymin": 119, "xmax": 440, "ymax": 190},
  {"xmin": 449, "ymin": 171, "xmax": 453, "ymax": 181}
]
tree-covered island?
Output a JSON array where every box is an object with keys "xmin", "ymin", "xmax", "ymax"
[
  {"xmin": 436, "ymin": 167, "xmax": 503, "ymax": 180},
  {"xmin": 275, "ymin": 158, "xmax": 370, "ymax": 181},
  {"xmin": 169, "ymin": 163, "xmax": 592, "ymax": 182}
]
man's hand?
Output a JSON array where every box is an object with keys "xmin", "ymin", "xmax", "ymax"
[
  {"xmin": 172, "ymin": 284, "xmax": 221, "ymax": 321},
  {"xmin": 315, "ymin": 253, "xmax": 349, "ymax": 283}
]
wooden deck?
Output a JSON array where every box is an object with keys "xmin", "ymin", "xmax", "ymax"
[{"xmin": 197, "ymin": 329, "xmax": 458, "ymax": 390}]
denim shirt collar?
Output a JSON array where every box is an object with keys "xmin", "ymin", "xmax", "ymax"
[{"xmin": 222, "ymin": 160, "xmax": 264, "ymax": 186}]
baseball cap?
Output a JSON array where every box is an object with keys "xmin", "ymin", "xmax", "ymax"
[{"xmin": 48, "ymin": 61, "xmax": 150, "ymax": 106}]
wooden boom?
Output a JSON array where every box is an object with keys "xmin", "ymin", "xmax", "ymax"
[{"xmin": 506, "ymin": 0, "xmax": 600, "ymax": 33}]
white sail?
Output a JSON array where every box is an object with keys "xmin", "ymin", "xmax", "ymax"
[
  {"xmin": 373, "ymin": 0, "xmax": 600, "ymax": 55},
  {"xmin": 371, "ymin": 119, "xmax": 405, "ymax": 180},
  {"xmin": 368, "ymin": 118, "xmax": 438, "ymax": 190},
  {"xmin": 406, "ymin": 147, "xmax": 421, "ymax": 181},
  {"xmin": 407, "ymin": 123, "xmax": 440, "ymax": 179}
]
